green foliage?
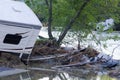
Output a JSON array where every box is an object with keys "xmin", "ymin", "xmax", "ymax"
[
  {"xmin": 25, "ymin": 0, "xmax": 120, "ymax": 26},
  {"xmin": 52, "ymin": 0, "xmax": 76, "ymax": 28},
  {"xmin": 25, "ymin": 0, "xmax": 120, "ymax": 46},
  {"xmin": 25, "ymin": 0, "xmax": 48, "ymax": 22},
  {"xmin": 98, "ymin": 75, "xmax": 116, "ymax": 80}
]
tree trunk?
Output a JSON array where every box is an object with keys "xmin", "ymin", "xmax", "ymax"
[
  {"xmin": 47, "ymin": 0, "xmax": 54, "ymax": 39},
  {"xmin": 57, "ymin": 0, "xmax": 91, "ymax": 45},
  {"xmin": 78, "ymin": 39, "xmax": 81, "ymax": 50}
]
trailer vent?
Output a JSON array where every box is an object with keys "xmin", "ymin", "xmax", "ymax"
[{"xmin": 3, "ymin": 34, "xmax": 22, "ymax": 45}]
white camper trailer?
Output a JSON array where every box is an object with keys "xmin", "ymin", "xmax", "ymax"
[{"xmin": 0, "ymin": 0, "xmax": 42, "ymax": 58}]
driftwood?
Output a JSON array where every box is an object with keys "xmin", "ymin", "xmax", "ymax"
[
  {"xmin": 25, "ymin": 48, "xmax": 86, "ymax": 61},
  {"xmin": 28, "ymin": 53, "xmax": 69, "ymax": 61},
  {"xmin": 28, "ymin": 67, "xmax": 56, "ymax": 72},
  {"xmin": 52, "ymin": 61, "xmax": 91, "ymax": 69}
]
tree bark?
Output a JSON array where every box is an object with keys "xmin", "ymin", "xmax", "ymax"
[
  {"xmin": 57, "ymin": 0, "xmax": 91, "ymax": 45},
  {"xmin": 47, "ymin": 0, "xmax": 54, "ymax": 39},
  {"xmin": 78, "ymin": 39, "xmax": 81, "ymax": 50}
]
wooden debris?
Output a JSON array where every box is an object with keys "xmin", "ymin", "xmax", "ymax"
[
  {"xmin": 28, "ymin": 67, "xmax": 56, "ymax": 72},
  {"xmin": 52, "ymin": 61, "xmax": 91, "ymax": 68},
  {"xmin": 27, "ymin": 53, "xmax": 69, "ymax": 61},
  {"xmin": 30, "ymin": 42, "xmax": 118, "ymax": 69}
]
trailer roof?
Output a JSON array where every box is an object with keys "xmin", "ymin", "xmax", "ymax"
[{"xmin": 0, "ymin": 0, "xmax": 42, "ymax": 27}]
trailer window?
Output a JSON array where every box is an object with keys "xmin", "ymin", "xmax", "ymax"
[{"xmin": 3, "ymin": 34, "xmax": 22, "ymax": 45}]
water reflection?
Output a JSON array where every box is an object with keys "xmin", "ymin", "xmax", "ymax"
[
  {"xmin": 0, "ymin": 69, "xmax": 118, "ymax": 80},
  {"xmin": 39, "ymin": 77, "xmax": 49, "ymax": 80},
  {"xmin": 19, "ymin": 72, "xmax": 31, "ymax": 80},
  {"xmin": 96, "ymin": 75, "xmax": 117, "ymax": 80}
]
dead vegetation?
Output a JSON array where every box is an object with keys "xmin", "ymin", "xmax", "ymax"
[
  {"xmin": 30, "ymin": 40, "xmax": 119, "ymax": 70},
  {"xmin": 0, "ymin": 53, "xmax": 25, "ymax": 68}
]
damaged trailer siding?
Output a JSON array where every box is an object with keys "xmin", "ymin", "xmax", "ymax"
[{"xmin": 0, "ymin": 0, "xmax": 42, "ymax": 58}]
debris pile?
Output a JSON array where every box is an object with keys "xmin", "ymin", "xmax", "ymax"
[
  {"xmin": 33, "ymin": 46, "xmax": 68, "ymax": 56},
  {"xmin": 31, "ymin": 42, "xmax": 119, "ymax": 69},
  {"xmin": 0, "ymin": 53, "xmax": 26, "ymax": 68}
]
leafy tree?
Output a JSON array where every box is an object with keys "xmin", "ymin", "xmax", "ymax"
[{"xmin": 25, "ymin": 0, "xmax": 120, "ymax": 47}]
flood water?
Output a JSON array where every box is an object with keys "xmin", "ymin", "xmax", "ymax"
[
  {"xmin": 0, "ymin": 67, "xmax": 118, "ymax": 80},
  {"xmin": 0, "ymin": 60, "xmax": 120, "ymax": 80},
  {"xmin": 0, "ymin": 28, "xmax": 120, "ymax": 80}
]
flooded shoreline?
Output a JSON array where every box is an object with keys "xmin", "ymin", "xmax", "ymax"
[
  {"xmin": 0, "ymin": 27, "xmax": 120, "ymax": 80},
  {"xmin": 0, "ymin": 66, "xmax": 119, "ymax": 80},
  {"xmin": 0, "ymin": 52, "xmax": 120, "ymax": 80}
]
